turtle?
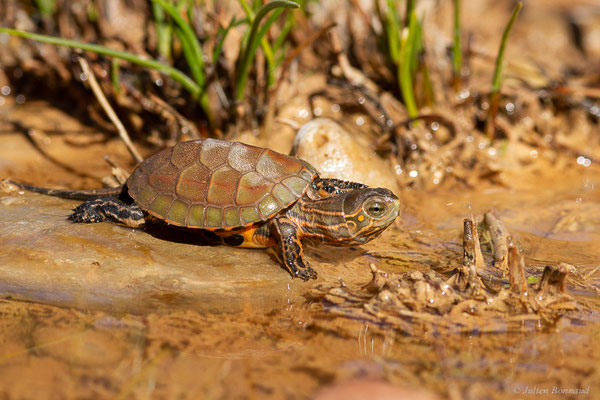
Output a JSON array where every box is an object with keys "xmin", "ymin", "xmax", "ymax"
[{"xmin": 8, "ymin": 139, "xmax": 400, "ymax": 280}]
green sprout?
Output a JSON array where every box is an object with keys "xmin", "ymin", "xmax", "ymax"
[
  {"xmin": 452, "ymin": 0, "xmax": 462, "ymax": 89},
  {"xmin": 213, "ymin": 17, "xmax": 242, "ymax": 66},
  {"xmin": 377, "ymin": 0, "xmax": 423, "ymax": 119},
  {"xmin": 149, "ymin": 0, "xmax": 211, "ymax": 122},
  {"xmin": 485, "ymin": 2, "xmax": 523, "ymax": 139},
  {"xmin": 234, "ymin": 0, "xmax": 300, "ymax": 101},
  {"xmin": 398, "ymin": 10, "xmax": 420, "ymax": 118},
  {"xmin": 151, "ymin": 1, "xmax": 173, "ymax": 62},
  {"xmin": 33, "ymin": 0, "xmax": 56, "ymax": 17},
  {"xmin": 405, "ymin": 0, "xmax": 415, "ymax": 25},
  {"xmin": 111, "ymin": 59, "xmax": 121, "ymax": 94}
]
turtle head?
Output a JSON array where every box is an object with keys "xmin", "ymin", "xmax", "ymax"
[
  {"xmin": 295, "ymin": 186, "xmax": 400, "ymax": 246},
  {"xmin": 340, "ymin": 187, "xmax": 400, "ymax": 245}
]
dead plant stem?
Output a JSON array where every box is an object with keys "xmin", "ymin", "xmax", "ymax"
[{"xmin": 78, "ymin": 57, "xmax": 144, "ymax": 164}]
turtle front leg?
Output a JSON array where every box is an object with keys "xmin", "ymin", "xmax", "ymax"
[
  {"xmin": 270, "ymin": 216, "xmax": 317, "ymax": 281},
  {"xmin": 70, "ymin": 196, "xmax": 146, "ymax": 228}
]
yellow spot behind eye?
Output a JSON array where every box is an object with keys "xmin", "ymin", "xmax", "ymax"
[{"xmin": 358, "ymin": 215, "xmax": 365, "ymax": 222}]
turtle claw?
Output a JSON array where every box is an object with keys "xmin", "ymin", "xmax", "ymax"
[
  {"xmin": 70, "ymin": 200, "xmax": 106, "ymax": 223},
  {"xmin": 294, "ymin": 266, "xmax": 318, "ymax": 281}
]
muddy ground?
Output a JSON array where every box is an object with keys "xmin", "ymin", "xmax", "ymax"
[{"xmin": 1, "ymin": 0, "xmax": 599, "ymax": 399}]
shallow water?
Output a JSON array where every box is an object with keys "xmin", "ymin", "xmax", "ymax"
[{"xmin": 0, "ymin": 103, "xmax": 599, "ymax": 399}]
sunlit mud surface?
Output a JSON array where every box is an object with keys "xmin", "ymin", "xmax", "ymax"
[{"xmin": 0, "ymin": 103, "xmax": 598, "ymax": 399}]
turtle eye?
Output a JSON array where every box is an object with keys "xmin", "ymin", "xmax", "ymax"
[{"xmin": 364, "ymin": 200, "xmax": 386, "ymax": 218}]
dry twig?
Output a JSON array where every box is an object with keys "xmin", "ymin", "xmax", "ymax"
[
  {"xmin": 484, "ymin": 208, "xmax": 510, "ymax": 272},
  {"xmin": 507, "ymin": 237, "xmax": 527, "ymax": 294},
  {"xmin": 102, "ymin": 155, "xmax": 129, "ymax": 187},
  {"xmin": 78, "ymin": 57, "xmax": 144, "ymax": 164}
]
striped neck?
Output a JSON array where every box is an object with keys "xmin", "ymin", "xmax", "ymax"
[
  {"xmin": 285, "ymin": 187, "xmax": 400, "ymax": 246},
  {"xmin": 287, "ymin": 195, "xmax": 350, "ymax": 244}
]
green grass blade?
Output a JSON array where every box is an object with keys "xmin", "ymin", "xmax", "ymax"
[
  {"xmin": 183, "ymin": 0, "xmax": 194, "ymax": 25},
  {"xmin": 238, "ymin": 0, "xmax": 254, "ymax": 18},
  {"xmin": 34, "ymin": 0, "xmax": 56, "ymax": 17},
  {"xmin": 273, "ymin": 12, "xmax": 295, "ymax": 53},
  {"xmin": 257, "ymin": 9, "xmax": 284, "ymax": 87},
  {"xmin": 152, "ymin": 1, "xmax": 173, "ymax": 61},
  {"xmin": 491, "ymin": 1, "xmax": 522, "ymax": 93},
  {"xmin": 174, "ymin": 25, "xmax": 205, "ymax": 90},
  {"xmin": 452, "ymin": 0, "xmax": 462, "ymax": 79},
  {"xmin": 111, "ymin": 59, "xmax": 121, "ymax": 94},
  {"xmin": 486, "ymin": 1, "xmax": 523, "ymax": 138},
  {"xmin": 398, "ymin": 11, "xmax": 419, "ymax": 118},
  {"xmin": 385, "ymin": 0, "xmax": 401, "ymax": 64},
  {"xmin": 420, "ymin": 56, "xmax": 434, "ymax": 107},
  {"xmin": 409, "ymin": 16, "xmax": 423, "ymax": 73},
  {"xmin": 372, "ymin": 0, "xmax": 390, "ymax": 63},
  {"xmin": 405, "ymin": 0, "xmax": 415, "ymax": 27},
  {"xmin": 0, "ymin": 27, "xmax": 201, "ymax": 97},
  {"xmin": 275, "ymin": 42, "xmax": 289, "ymax": 69},
  {"xmin": 87, "ymin": 3, "xmax": 98, "ymax": 23},
  {"xmin": 240, "ymin": 0, "xmax": 289, "ymax": 87},
  {"xmin": 237, "ymin": 0, "xmax": 287, "ymax": 88},
  {"xmin": 212, "ymin": 16, "xmax": 240, "ymax": 64},
  {"xmin": 150, "ymin": 0, "xmax": 213, "ymax": 124},
  {"xmin": 150, "ymin": 0, "xmax": 205, "ymax": 88},
  {"xmin": 234, "ymin": 0, "xmax": 299, "ymax": 101}
]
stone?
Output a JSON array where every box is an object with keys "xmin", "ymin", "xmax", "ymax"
[
  {"xmin": 0, "ymin": 192, "xmax": 309, "ymax": 313},
  {"xmin": 291, "ymin": 118, "xmax": 401, "ymax": 194}
]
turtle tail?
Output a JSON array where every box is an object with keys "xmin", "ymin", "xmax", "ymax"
[{"xmin": 5, "ymin": 180, "xmax": 125, "ymax": 200}]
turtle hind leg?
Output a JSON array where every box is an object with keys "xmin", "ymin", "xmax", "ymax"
[
  {"xmin": 70, "ymin": 196, "xmax": 145, "ymax": 228},
  {"xmin": 270, "ymin": 216, "xmax": 317, "ymax": 281}
]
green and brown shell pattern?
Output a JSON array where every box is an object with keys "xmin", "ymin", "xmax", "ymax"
[{"xmin": 127, "ymin": 139, "xmax": 318, "ymax": 230}]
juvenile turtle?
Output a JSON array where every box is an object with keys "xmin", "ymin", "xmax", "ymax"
[{"xmin": 9, "ymin": 139, "xmax": 400, "ymax": 280}]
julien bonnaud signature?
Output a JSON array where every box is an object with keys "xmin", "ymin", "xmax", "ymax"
[{"xmin": 513, "ymin": 385, "xmax": 590, "ymax": 395}]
